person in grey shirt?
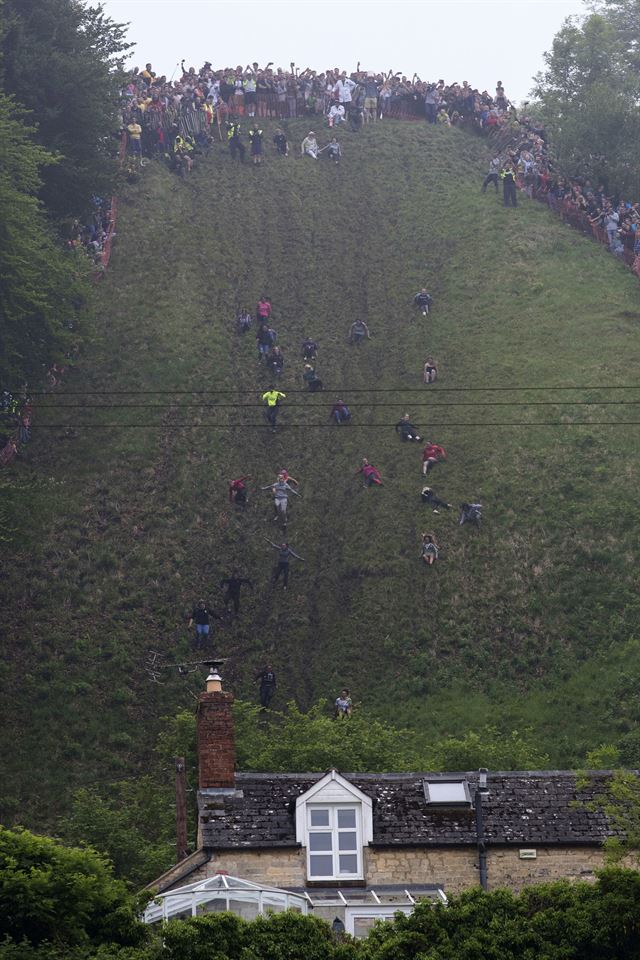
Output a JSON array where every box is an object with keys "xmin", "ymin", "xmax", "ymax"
[{"xmin": 262, "ymin": 476, "xmax": 300, "ymax": 521}]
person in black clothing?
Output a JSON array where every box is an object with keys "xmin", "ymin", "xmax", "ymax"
[
  {"xmin": 220, "ymin": 570, "xmax": 253, "ymax": 614},
  {"xmin": 187, "ymin": 600, "xmax": 212, "ymax": 644},
  {"xmin": 257, "ymin": 664, "xmax": 277, "ymax": 708},
  {"xmin": 501, "ymin": 163, "xmax": 518, "ymax": 207},
  {"xmin": 413, "ymin": 288, "xmax": 433, "ymax": 316},
  {"xmin": 273, "ymin": 128, "xmax": 289, "ymax": 156},
  {"xmin": 421, "ymin": 486, "xmax": 452, "ymax": 513},
  {"xmin": 396, "ymin": 414, "xmax": 422, "ymax": 442},
  {"xmin": 302, "ymin": 337, "xmax": 317, "ymax": 361},
  {"xmin": 227, "ymin": 121, "xmax": 245, "ymax": 162}
]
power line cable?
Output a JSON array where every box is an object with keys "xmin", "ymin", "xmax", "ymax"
[{"xmin": 28, "ymin": 421, "xmax": 640, "ymax": 429}]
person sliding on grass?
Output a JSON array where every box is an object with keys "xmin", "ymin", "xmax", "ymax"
[
  {"xmin": 262, "ymin": 475, "xmax": 301, "ymax": 522},
  {"xmin": 421, "ymin": 486, "xmax": 451, "ymax": 513},
  {"xmin": 262, "ymin": 386, "xmax": 286, "ymax": 431},
  {"xmin": 220, "ymin": 569, "xmax": 253, "ymax": 614},
  {"xmin": 335, "ymin": 688, "xmax": 353, "ymax": 718},
  {"xmin": 330, "ymin": 399, "xmax": 351, "ymax": 424},
  {"xmin": 229, "ymin": 474, "xmax": 251, "ymax": 507},
  {"xmin": 423, "ymin": 356, "xmax": 438, "ymax": 383},
  {"xmin": 413, "ymin": 288, "xmax": 433, "ymax": 316},
  {"xmin": 356, "ymin": 458, "xmax": 383, "ymax": 487},
  {"xmin": 420, "ymin": 532, "xmax": 439, "ymax": 566},
  {"xmin": 265, "ymin": 539, "xmax": 305, "ymax": 589},
  {"xmin": 422, "ymin": 441, "xmax": 447, "ymax": 475},
  {"xmin": 396, "ymin": 413, "xmax": 422, "ymax": 442},
  {"xmin": 349, "ymin": 318, "xmax": 371, "ymax": 345}
]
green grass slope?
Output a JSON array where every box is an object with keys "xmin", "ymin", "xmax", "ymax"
[{"xmin": 3, "ymin": 119, "xmax": 640, "ymax": 823}]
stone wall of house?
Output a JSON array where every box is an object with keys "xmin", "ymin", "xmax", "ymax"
[
  {"xmin": 203, "ymin": 848, "xmax": 307, "ymax": 886},
  {"xmin": 165, "ymin": 844, "xmax": 630, "ymax": 897},
  {"xmin": 365, "ymin": 846, "xmax": 478, "ymax": 893}
]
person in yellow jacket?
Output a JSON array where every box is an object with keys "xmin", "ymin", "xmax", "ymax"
[{"xmin": 262, "ymin": 386, "xmax": 286, "ymax": 432}]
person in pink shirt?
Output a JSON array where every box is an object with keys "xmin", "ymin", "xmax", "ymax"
[{"xmin": 256, "ymin": 296, "xmax": 272, "ymax": 324}]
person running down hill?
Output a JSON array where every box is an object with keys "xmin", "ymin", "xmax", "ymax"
[
  {"xmin": 262, "ymin": 386, "xmax": 286, "ymax": 431},
  {"xmin": 348, "ymin": 318, "xmax": 371, "ymax": 345},
  {"xmin": 265, "ymin": 539, "xmax": 305, "ymax": 589},
  {"xmin": 413, "ymin": 288, "xmax": 433, "ymax": 316},
  {"xmin": 220, "ymin": 570, "xmax": 253, "ymax": 614},
  {"xmin": 262, "ymin": 475, "xmax": 300, "ymax": 522}
]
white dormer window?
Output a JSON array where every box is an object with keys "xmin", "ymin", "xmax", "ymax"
[{"xmin": 295, "ymin": 771, "xmax": 373, "ymax": 883}]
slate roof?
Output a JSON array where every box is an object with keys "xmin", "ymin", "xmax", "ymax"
[{"xmin": 199, "ymin": 771, "xmax": 627, "ymax": 850}]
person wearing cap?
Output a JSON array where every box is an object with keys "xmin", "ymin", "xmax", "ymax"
[{"xmin": 301, "ymin": 131, "xmax": 319, "ymax": 158}]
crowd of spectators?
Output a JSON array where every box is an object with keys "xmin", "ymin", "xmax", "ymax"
[
  {"xmin": 485, "ymin": 116, "xmax": 640, "ymax": 274},
  {"xmin": 120, "ymin": 59, "xmax": 518, "ymax": 157}
]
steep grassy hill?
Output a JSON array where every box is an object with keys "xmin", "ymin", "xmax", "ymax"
[{"xmin": 3, "ymin": 119, "xmax": 640, "ymax": 824}]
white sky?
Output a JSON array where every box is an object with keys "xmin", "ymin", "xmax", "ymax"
[{"xmin": 103, "ymin": 0, "xmax": 587, "ymax": 103}]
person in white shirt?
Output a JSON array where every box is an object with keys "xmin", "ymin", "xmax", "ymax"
[
  {"xmin": 301, "ymin": 131, "xmax": 319, "ymax": 159},
  {"xmin": 327, "ymin": 102, "xmax": 345, "ymax": 128},
  {"xmin": 333, "ymin": 73, "xmax": 356, "ymax": 115}
]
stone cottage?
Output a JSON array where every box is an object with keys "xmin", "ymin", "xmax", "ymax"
[{"xmin": 146, "ymin": 666, "xmax": 632, "ymax": 935}]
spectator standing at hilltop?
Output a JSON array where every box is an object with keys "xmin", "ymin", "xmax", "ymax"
[
  {"xmin": 501, "ymin": 162, "xmax": 517, "ymax": 207},
  {"xmin": 334, "ymin": 72, "xmax": 356, "ymax": 116},
  {"xmin": 482, "ymin": 155, "xmax": 501, "ymax": 194}
]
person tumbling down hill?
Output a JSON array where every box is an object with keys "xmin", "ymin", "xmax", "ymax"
[
  {"xmin": 459, "ymin": 502, "xmax": 482, "ymax": 527},
  {"xmin": 357, "ymin": 458, "xmax": 383, "ymax": 487},
  {"xmin": 330, "ymin": 399, "xmax": 351, "ymax": 424},
  {"xmin": 229, "ymin": 474, "xmax": 251, "ymax": 506}
]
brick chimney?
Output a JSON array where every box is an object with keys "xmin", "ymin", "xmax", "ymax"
[{"xmin": 196, "ymin": 661, "xmax": 235, "ymax": 790}]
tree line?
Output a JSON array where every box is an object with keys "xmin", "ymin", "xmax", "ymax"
[
  {"xmin": 0, "ymin": 0, "xmax": 130, "ymax": 386},
  {"xmin": 2, "ymin": 826, "xmax": 640, "ymax": 960}
]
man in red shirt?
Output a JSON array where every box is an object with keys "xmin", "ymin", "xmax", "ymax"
[{"xmin": 422, "ymin": 441, "xmax": 447, "ymax": 476}]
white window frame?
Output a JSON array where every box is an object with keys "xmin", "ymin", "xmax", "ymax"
[
  {"xmin": 306, "ymin": 804, "xmax": 362, "ymax": 881},
  {"xmin": 295, "ymin": 771, "xmax": 373, "ymax": 884},
  {"xmin": 423, "ymin": 779, "xmax": 472, "ymax": 806},
  {"xmin": 345, "ymin": 905, "xmax": 413, "ymax": 938}
]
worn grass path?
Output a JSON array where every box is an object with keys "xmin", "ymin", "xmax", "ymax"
[{"xmin": 3, "ymin": 119, "xmax": 640, "ymax": 822}]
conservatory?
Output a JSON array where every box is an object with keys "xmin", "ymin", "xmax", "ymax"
[{"xmin": 143, "ymin": 872, "xmax": 309, "ymax": 924}]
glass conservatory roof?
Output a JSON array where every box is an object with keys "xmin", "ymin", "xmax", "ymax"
[{"xmin": 143, "ymin": 872, "xmax": 309, "ymax": 924}]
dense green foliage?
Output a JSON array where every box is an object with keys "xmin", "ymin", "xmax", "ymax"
[
  {"xmin": 1, "ymin": 0, "xmax": 131, "ymax": 217},
  {"xmin": 0, "ymin": 94, "xmax": 87, "ymax": 384},
  {"xmin": 0, "ymin": 827, "xmax": 148, "ymax": 949},
  {"xmin": 360, "ymin": 869, "xmax": 640, "ymax": 959},
  {"xmin": 532, "ymin": 0, "xmax": 640, "ymax": 193},
  {"xmin": 2, "ymin": 832, "xmax": 640, "ymax": 960},
  {"xmin": 3, "ymin": 117, "xmax": 640, "ymax": 861}
]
